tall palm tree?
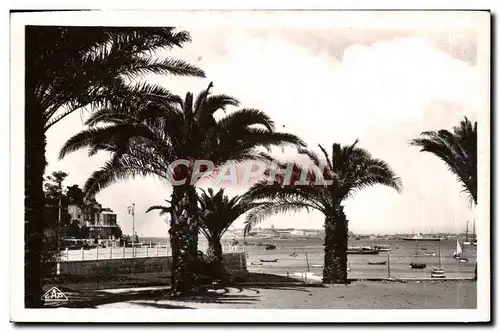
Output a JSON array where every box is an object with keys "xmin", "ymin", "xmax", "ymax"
[
  {"xmin": 410, "ymin": 116, "xmax": 477, "ymax": 205},
  {"xmin": 410, "ymin": 116, "xmax": 477, "ymax": 279},
  {"xmin": 25, "ymin": 26, "xmax": 204, "ymax": 307},
  {"xmin": 59, "ymin": 83, "xmax": 306, "ymax": 292},
  {"xmin": 244, "ymin": 139, "xmax": 402, "ymax": 283},
  {"xmin": 197, "ymin": 188, "xmax": 261, "ymax": 277}
]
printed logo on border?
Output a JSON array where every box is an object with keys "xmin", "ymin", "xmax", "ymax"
[{"xmin": 41, "ymin": 287, "xmax": 68, "ymax": 302}]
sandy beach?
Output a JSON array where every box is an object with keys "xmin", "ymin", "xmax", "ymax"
[{"xmin": 46, "ymin": 273, "xmax": 476, "ymax": 309}]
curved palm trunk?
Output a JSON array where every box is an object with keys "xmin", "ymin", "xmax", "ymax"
[
  {"xmin": 25, "ymin": 105, "xmax": 46, "ymax": 308},
  {"xmin": 323, "ymin": 206, "xmax": 349, "ymax": 284},
  {"xmin": 170, "ymin": 185, "xmax": 199, "ymax": 292}
]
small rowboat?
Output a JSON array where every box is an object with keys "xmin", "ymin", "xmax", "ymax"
[
  {"xmin": 251, "ymin": 262, "xmax": 263, "ymax": 266},
  {"xmin": 424, "ymin": 252, "xmax": 436, "ymax": 257},
  {"xmin": 431, "ymin": 268, "xmax": 446, "ymax": 278},
  {"xmin": 260, "ymin": 258, "xmax": 279, "ymax": 263},
  {"xmin": 311, "ymin": 264, "xmax": 323, "ymax": 268},
  {"xmin": 410, "ymin": 262, "xmax": 427, "ymax": 269},
  {"xmin": 265, "ymin": 244, "xmax": 277, "ymax": 250},
  {"xmin": 368, "ymin": 260, "xmax": 387, "ymax": 265}
]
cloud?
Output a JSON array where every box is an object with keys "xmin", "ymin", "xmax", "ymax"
[{"xmin": 45, "ymin": 25, "xmax": 481, "ymax": 236}]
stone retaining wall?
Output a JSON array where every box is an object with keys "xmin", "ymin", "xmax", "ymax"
[{"xmin": 58, "ymin": 252, "xmax": 248, "ymax": 279}]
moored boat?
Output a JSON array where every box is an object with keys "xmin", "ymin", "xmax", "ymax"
[
  {"xmin": 260, "ymin": 258, "xmax": 279, "ymax": 263},
  {"xmin": 402, "ymin": 233, "xmax": 441, "ymax": 241},
  {"xmin": 431, "ymin": 241, "xmax": 446, "ymax": 278},
  {"xmin": 410, "ymin": 262, "xmax": 427, "ymax": 269},
  {"xmin": 431, "ymin": 268, "xmax": 446, "ymax": 278},
  {"xmin": 347, "ymin": 247, "xmax": 380, "ymax": 255},
  {"xmin": 453, "ymin": 239, "xmax": 465, "ymax": 259},
  {"xmin": 368, "ymin": 260, "xmax": 387, "ymax": 265},
  {"xmin": 265, "ymin": 244, "xmax": 276, "ymax": 250},
  {"xmin": 374, "ymin": 244, "xmax": 391, "ymax": 251}
]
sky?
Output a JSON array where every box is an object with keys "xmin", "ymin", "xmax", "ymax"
[{"xmin": 43, "ymin": 12, "xmax": 487, "ymax": 237}]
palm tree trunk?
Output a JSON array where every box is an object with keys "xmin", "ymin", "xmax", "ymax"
[
  {"xmin": 170, "ymin": 185, "xmax": 199, "ymax": 292},
  {"xmin": 323, "ymin": 206, "xmax": 349, "ymax": 284},
  {"xmin": 25, "ymin": 104, "xmax": 46, "ymax": 308},
  {"xmin": 167, "ymin": 213, "xmax": 179, "ymax": 290},
  {"xmin": 207, "ymin": 236, "xmax": 223, "ymax": 261},
  {"xmin": 207, "ymin": 235, "xmax": 226, "ymax": 280}
]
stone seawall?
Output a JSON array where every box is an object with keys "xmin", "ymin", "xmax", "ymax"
[{"xmin": 58, "ymin": 252, "xmax": 248, "ymax": 279}]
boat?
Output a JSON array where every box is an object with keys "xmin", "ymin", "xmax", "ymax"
[
  {"xmin": 410, "ymin": 263, "xmax": 427, "ymax": 269},
  {"xmin": 424, "ymin": 252, "xmax": 436, "ymax": 257},
  {"xmin": 374, "ymin": 244, "xmax": 391, "ymax": 251},
  {"xmin": 347, "ymin": 247, "xmax": 380, "ymax": 255},
  {"xmin": 431, "ymin": 241, "xmax": 446, "ymax": 278},
  {"xmin": 260, "ymin": 258, "xmax": 279, "ymax": 263},
  {"xmin": 250, "ymin": 262, "xmax": 263, "ymax": 265},
  {"xmin": 265, "ymin": 244, "xmax": 276, "ymax": 250},
  {"xmin": 410, "ymin": 239, "xmax": 426, "ymax": 269},
  {"xmin": 368, "ymin": 260, "xmax": 387, "ymax": 265},
  {"xmin": 453, "ymin": 239, "xmax": 469, "ymax": 262},
  {"xmin": 464, "ymin": 220, "xmax": 477, "ymax": 246},
  {"xmin": 402, "ymin": 233, "xmax": 441, "ymax": 241},
  {"xmin": 421, "ymin": 247, "xmax": 427, "ymax": 251},
  {"xmin": 311, "ymin": 264, "xmax": 323, "ymax": 268}
]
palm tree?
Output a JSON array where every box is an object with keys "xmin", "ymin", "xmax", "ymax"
[
  {"xmin": 25, "ymin": 26, "xmax": 204, "ymax": 307},
  {"xmin": 410, "ymin": 116, "xmax": 477, "ymax": 205},
  {"xmin": 59, "ymin": 83, "xmax": 306, "ymax": 292},
  {"xmin": 244, "ymin": 139, "xmax": 402, "ymax": 283},
  {"xmin": 197, "ymin": 188, "xmax": 261, "ymax": 278},
  {"xmin": 410, "ymin": 116, "xmax": 477, "ymax": 279}
]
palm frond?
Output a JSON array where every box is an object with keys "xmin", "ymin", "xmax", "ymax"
[
  {"xmin": 217, "ymin": 108, "xmax": 275, "ymax": 131},
  {"xmin": 146, "ymin": 204, "xmax": 172, "ymax": 216},
  {"xmin": 83, "ymin": 155, "xmax": 162, "ymax": 200},
  {"xmin": 410, "ymin": 116, "xmax": 476, "ymax": 204},
  {"xmin": 244, "ymin": 199, "xmax": 312, "ymax": 235}
]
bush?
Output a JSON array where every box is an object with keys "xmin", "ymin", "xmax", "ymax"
[{"xmin": 191, "ymin": 251, "xmax": 228, "ymax": 284}]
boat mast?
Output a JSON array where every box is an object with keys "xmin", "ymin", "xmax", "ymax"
[
  {"xmin": 466, "ymin": 220, "xmax": 469, "ymax": 242},
  {"xmin": 473, "ymin": 220, "xmax": 476, "ymax": 240},
  {"xmin": 438, "ymin": 240, "xmax": 442, "ymax": 269}
]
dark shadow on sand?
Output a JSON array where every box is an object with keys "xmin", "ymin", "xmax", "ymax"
[{"xmin": 44, "ymin": 272, "xmax": 328, "ymax": 308}]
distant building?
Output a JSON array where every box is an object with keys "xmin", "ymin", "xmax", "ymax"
[
  {"xmin": 290, "ymin": 230, "xmax": 305, "ymax": 236},
  {"xmin": 68, "ymin": 203, "xmax": 120, "ymax": 238}
]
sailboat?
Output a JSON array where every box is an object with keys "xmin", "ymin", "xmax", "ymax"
[
  {"xmin": 410, "ymin": 239, "xmax": 426, "ymax": 269},
  {"xmin": 453, "ymin": 239, "xmax": 469, "ymax": 262},
  {"xmin": 431, "ymin": 240, "xmax": 446, "ymax": 278}
]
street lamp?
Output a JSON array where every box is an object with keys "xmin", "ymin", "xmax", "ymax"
[{"xmin": 127, "ymin": 203, "xmax": 135, "ymax": 258}]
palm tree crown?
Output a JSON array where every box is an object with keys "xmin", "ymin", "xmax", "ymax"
[
  {"xmin": 244, "ymin": 139, "xmax": 403, "ymax": 231},
  {"xmin": 27, "ymin": 26, "xmax": 205, "ymax": 132},
  {"xmin": 410, "ymin": 116, "xmax": 477, "ymax": 204},
  {"xmin": 59, "ymin": 83, "xmax": 306, "ymax": 199},
  {"xmin": 243, "ymin": 139, "xmax": 402, "ymax": 283},
  {"xmin": 198, "ymin": 188, "xmax": 260, "ymax": 241}
]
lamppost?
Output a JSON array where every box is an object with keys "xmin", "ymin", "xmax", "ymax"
[{"xmin": 127, "ymin": 203, "xmax": 135, "ymax": 258}]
